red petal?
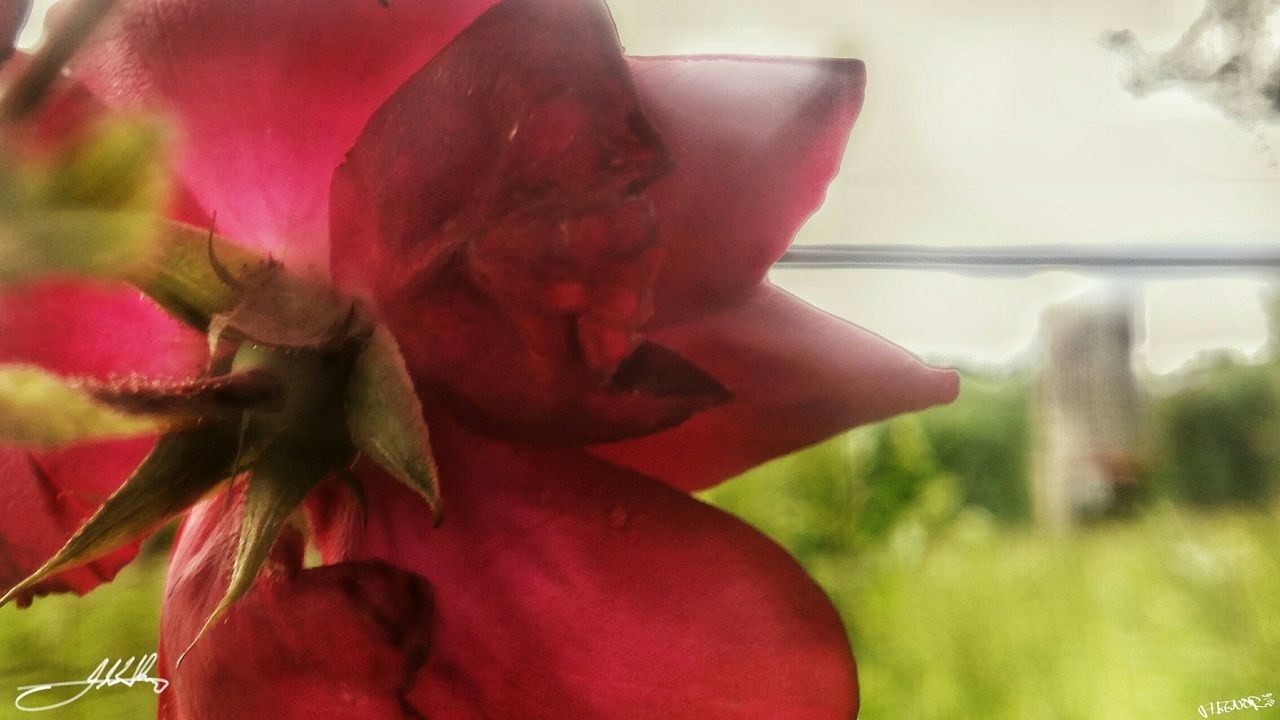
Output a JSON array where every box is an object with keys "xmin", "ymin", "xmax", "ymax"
[
  {"xmin": 308, "ymin": 418, "xmax": 856, "ymax": 718},
  {"xmin": 0, "ymin": 442, "xmax": 146, "ymax": 606},
  {"xmin": 74, "ymin": 0, "xmax": 500, "ymax": 270},
  {"xmin": 332, "ymin": 0, "xmax": 724, "ymax": 444},
  {"xmin": 159, "ymin": 423, "xmax": 858, "ymax": 717},
  {"xmin": 157, "ymin": 498, "xmax": 435, "ymax": 720},
  {"xmin": 593, "ymin": 284, "xmax": 959, "ymax": 491},
  {"xmin": 627, "ymin": 56, "xmax": 867, "ymax": 324},
  {"xmin": 0, "ymin": 280, "xmax": 204, "ymax": 601},
  {"xmin": 0, "ymin": 278, "xmax": 205, "ymax": 379}
]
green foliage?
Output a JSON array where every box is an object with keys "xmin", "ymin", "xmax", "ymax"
[
  {"xmin": 0, "ymin": 558, "xmax": 165, "ymax": 720},
  {"xmin": 703, "ymin": 372, "xmax": 1033, "ymax": 548},
  {"xmin": 708, "ymin": 434, "xmax": 1280, "ymax": 720},
  {"xmin": 1151, "ymin": 359, "xmax": 1280, "ymax": 507},
  {"xmin": 0, "ymin": 118, "xmax": 170, "ymax": 284},
  {"xmin": 829, "ymin": 506, "xmax": 1280, "ymax": 720},
  {"xmin": 702, "ymin": 419, "xmax": 958, "ymax": 558},
  {"xmin": 704, "ymin": 360, "xmax": 1280, "ymax": 718},
  {"xmin": 922, "ymin": 374, "xmax": 1033, "ymax": 522},
  {"xmin": 710, "ymin": 360, "xmax": 1280, "ymax": 535},
  {"xmin": 702, "ymin": 433, "xmax": 870, "ymax": 557}
]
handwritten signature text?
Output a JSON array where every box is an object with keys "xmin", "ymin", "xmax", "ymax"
[
  {"xmin": 14, "ymin": 653, "xmax": 170, "ymax": 713},
  {"xmin": 1199, "ymin": 692, "xmax": 1276, "ymax": 717}
]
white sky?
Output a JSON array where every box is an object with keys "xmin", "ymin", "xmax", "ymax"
[
  {"xmin": 19, "ymin": 0, "xmax": 1280, "ymax": 374},
  {"xmin": 14, "ymin": 0, "xmax": 52, "ymax": 49}
]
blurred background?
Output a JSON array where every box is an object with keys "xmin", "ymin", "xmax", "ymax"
[
  {"xmin": 621, "ymin": 1, "xmax": 1280, "ymax": 717},
  {"xmin": 6, "ymin": 0, "xmax": 1280, "ymax": 718}
]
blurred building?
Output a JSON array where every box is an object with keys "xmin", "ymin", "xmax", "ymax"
[{"xmin": 1033, "ymin": 290, "xmax": 1146, "ymax": 528}]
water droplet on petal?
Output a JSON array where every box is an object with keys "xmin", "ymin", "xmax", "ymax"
[{"xmin": 609, "ymin": 504, "xmax": 629, "ymax": 529}]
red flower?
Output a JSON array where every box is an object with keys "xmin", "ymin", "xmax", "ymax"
[{"xmin": 0, "ymin": 0, "xmax": 958, "ymax": 717}]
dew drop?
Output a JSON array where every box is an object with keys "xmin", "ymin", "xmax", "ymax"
[{"xmin": 609, "ymin": 505, "xmax": 629, "ymax": 529}]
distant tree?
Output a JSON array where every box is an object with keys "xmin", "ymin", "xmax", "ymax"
[{"xmin": 1151, "ymin": 356, "xmax": 1280, "ymax": 506}]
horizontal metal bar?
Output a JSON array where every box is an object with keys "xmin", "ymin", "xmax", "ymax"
[{"xmin": 777, "ymin": 244, "xmax": 1280, "ymax": 274}]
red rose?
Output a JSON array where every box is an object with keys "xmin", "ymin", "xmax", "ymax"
[{"xmin": 0, "ymin": 1, "xmax": 957, "ymax": 717}]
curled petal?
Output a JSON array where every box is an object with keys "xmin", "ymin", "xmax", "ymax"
[
  {"xmin": 302, "ymin": 417, "xmax": 858, "ymax": 718},
  {"xmin": 627, "ymin": 55, "xmax": 867, "ymax": 324},
  {"xmin": 333, "ymin": 0, "xmax": 727, "ymax": 444},
  {"xmin": 75, "ymin": 0, "xmax": 500, "ymax": 270},
  {"xmin": 158, "ymin": 496, "xmax": 435, "ymax": 720},
  {"xmin": 357, "ymin": 256, "xmax": 727, "ymax": 444},
  {"xmin": 593, "ymin": 284, "xmax": 959, "ymax": 490}
]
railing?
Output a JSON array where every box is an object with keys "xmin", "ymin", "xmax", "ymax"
[{"xmin": 777, "ymin": 244, "xmax": 1280, "ymax": 274}]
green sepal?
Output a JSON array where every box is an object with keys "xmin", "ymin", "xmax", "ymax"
[
  {"xmin": 127, "ymin": 222, "xmax": 271, "ymax": 331},
  {"xmin": 182, "ymin": 441, "xmax": 327, "ymax": 659},
  {"xmin": 0, "ymin": 118, "xmax": 170, "ymax": 283},
  {"xmin": 345, "ymin": 323, "xmax": 442, "ymax": 525},
  {"xmin": 123, "ymin": 219, "xmax": 358, "ymax": 350},
  {"xmin": 0, "ymin": 424, "xmax": 241, "ymax": 607},
  {"xmin": 0, "ymin": 365, "xmax": 165, "ymax": 447},
  {"xmin": 84, "ymin": 370, "xmax": 284, "ymax": 420}
]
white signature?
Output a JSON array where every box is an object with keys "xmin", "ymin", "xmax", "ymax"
[
  {"xmin": 1199, "ymin": 692, "xmax": 1276, "ymax": 717},
  {"xmin": 13, "ymin": 653, "xmax": 170, "ymax": 712}
]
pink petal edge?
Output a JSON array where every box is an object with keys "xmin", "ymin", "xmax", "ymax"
[
  {"xmin": 628, "ymin": 55, "xmax": 867, "ymax": 324},
  {"xmin": 74, "ymin": 0, "xmax": 501, "ymax": 271},
  {"xmin": 593, "ymin": 283, "xmax": 960, "ymax": 491}
]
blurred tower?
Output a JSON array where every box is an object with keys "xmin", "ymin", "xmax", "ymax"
[{"xmin": 1033, "ymin": 289, "xmax": 1146, "ymax": 529}]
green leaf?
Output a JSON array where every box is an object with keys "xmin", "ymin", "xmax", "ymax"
[
  {"xmin": 0, "ymin": 365, "xmax": 165, "ymax": 447},
  {"xmin": 0, "ymin": 424, "xmax": 241, "ymax": 607},
  {"xmin": 345, "ymin": 323, "xmax": 442, "ymax": 524},
  {"xmin": 0, "ymin": 118, "xmax": 171, "ymax": 283}
]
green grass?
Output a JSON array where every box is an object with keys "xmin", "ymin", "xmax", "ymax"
[
  {"xmin": 0, "ymin": 556, "xmax": 165, "ymax": 720},
  {"xmin": 823, "ymin": 507, "xmax": 1280, "ymax": 720},
  {"xmin": 704, "ymin": 423, "xmax": 1280, "ymax": 720}
]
